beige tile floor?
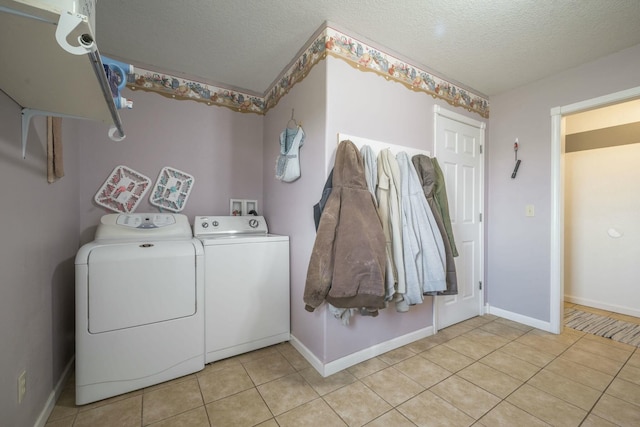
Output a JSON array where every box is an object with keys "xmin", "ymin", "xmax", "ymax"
[{"xmin": 46, "ymin": 304, "xmax": 640, "ymax": 427}]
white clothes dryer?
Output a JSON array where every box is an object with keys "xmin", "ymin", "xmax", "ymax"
[
  {"xmin": 193, "ymin": 216, "xmax": 290, "ymax": 363},
  {"xmin": 75, "ymin": 213, "xmax": 204, "ymax": 405}
]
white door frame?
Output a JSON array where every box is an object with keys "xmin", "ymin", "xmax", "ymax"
[
  {"xmin": 549, "ymin": 86, "xmax": 640, "ymax": 334},
  {"xmin": 432, "ymin": 105, "xmax": 486, "ymax": 333}
]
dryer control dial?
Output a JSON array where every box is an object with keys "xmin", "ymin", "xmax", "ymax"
[
  {"xmin": 201, "ymin": 222, "xmax": 209, "ymax": 228},
  {"xmin": 249, "ymin": 219, "xmax": 259, "ymax": 228}
]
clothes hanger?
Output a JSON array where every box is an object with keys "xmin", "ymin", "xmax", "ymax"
[{"xmin": 287, "ymin": 109, "xmax": 302, "ymax": 130}]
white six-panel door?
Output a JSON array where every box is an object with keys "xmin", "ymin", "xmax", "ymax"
[{"xmin": 433, "ymin": 106, "xmax": 485, "ymax": 330}]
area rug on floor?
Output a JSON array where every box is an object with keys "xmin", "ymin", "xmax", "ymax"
[{"xmin": 565, "ymin": 308, "xmax": 640, "ymax": 347}]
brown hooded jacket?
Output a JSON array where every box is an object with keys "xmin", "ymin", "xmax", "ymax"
[{"xmin": 304, "ymin": 140, "xmax": 386, "ymax": 312}]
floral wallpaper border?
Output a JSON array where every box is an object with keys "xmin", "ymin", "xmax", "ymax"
[{"xmin": 127, "ymin": 25, "xmax": 489, "ymax": 118}]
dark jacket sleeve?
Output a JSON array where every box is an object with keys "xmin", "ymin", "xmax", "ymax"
[
  {"xmin": 304, "ymin": 189, "xmax": 340, "ymax": 311},
  {"xmin": 313, "ymin": 169, "xmax": 333, "ymax": 231}
]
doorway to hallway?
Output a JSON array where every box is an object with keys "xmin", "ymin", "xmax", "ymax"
[{"xmin": 550, "ymin": 85, "xmax": 640, "ymax": 334}]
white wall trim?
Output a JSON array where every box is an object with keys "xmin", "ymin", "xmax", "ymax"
[
  {"xmin": 291, "ymin": 325, "xmax": 434, "ymax": 377},
  {"xmin": 566, "ymin": 296, "xmax": 640, "ymax": 319},
  {"xmin": 34, "ymin": 356, "xmax": 75, "ymax": 427},
  {"xmin": 550, "ymin": 85, "xmax": 640, "ymax": 334},
  {"xmin": 434, "ymin": 104, "xmax": 486, "ymax": 129},
  {"xmin": 486, "ymin": 304, "xmax": 552, "ymax": 332},
  {"xmin": 549, "ymin": 112, "xmax": 564, "ymax": 334},
  {"xmin": 289, "ymin": 335, "xmax": 326, "ymax": 376},
  {"xmin": 558, "ymin": 86, "xmax": 640, "ymax": 116}
]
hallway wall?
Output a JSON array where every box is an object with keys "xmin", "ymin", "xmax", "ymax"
[
  {"xmin": 487, "ymin": 43, "xmax": 640, "ymax": 324},
  {"xmin": 565, "ymin": 142, "xmax": 640, "ymax": 317}
]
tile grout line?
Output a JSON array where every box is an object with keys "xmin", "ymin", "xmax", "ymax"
[
  {"xmin": 507, "ymin": 321, "xmax": 636, "ymax": 426},
  {"xmin": 580, "ymin": 342, "xmax": 638, "ymax": 425},
  {"xmin": 452, "ymin": 319, "xmax": 548, "ymax": 425},
  {"xmin": 500, "ymin": 332, "xmax": 588, "ymax": 426},
  {"xmin": 49, "ymin": 312, "xmax": 639, "ymax": 426}
]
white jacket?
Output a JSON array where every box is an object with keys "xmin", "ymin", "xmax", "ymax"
[
  {"xmin": 377, "ymin": 149, "xmax": 405, "ymax": 303},
  {"xmin": 397, "ymin": 152, "xmax": 446, "ymax": 302}
]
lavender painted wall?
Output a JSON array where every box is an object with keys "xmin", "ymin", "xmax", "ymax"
[
  {"xmin": 0, "ymin": 91, "xmax": 79, "ymax": 426},
  {"xmin": 323, "ymin": 57, "xmax": 486, "ymax": 362},
  {"xmin": 75, "ymin": 88, "xmax": 264, "ymax": 242},
  {"xmin": 263, "ymin": 62, "xmax": 328, "ymax": 360},
  {"xmin": 265, "ymin": 55, "xmax": 486, "ymax": 365},
  {"xmin": 487, "ymin": 43, "xmax": 640, "ymax": 322}
]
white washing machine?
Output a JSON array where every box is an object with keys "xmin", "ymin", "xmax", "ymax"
[
  {"xmin": 193, "ymin": 216, "xmax": 290, "ymax": 363},
  {"xmin": 75, "ymin": 213, "xmax": 204, "ymax": 405}
]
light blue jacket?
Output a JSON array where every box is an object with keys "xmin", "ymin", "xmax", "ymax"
[{"xmin": 397, "ymin": 152, "xmax": 446, "ymax": 302}]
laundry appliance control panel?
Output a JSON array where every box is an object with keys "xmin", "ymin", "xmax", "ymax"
[
  {"xmin": 193, "ymin": 216, "xmax": 268, "ymax": 236},
  {"xmin": 94, "ymin": 213, "xmax": 192, "ymax": 241}
]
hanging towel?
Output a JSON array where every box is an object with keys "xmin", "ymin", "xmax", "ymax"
[
  {"xmin": 47, "ymin": 116, "xmax": 64, "ymax": 183},
  {"xmin": 412, "ymin": 155, "xmax": 458, "ymax": 295},
  {"xmin": 275, "ymin": 126, "xmax": 305, "ymax": 182},
  {"xmin": 304, "ymin": 140, "xmax": 386, "ymax": 312},
  {"xmin": 397, "ymin": 152, "xmax": 446, "ymax": 300}
]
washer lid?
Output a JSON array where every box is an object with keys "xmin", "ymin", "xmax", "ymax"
[{"xmin": 95, "ymin": 213, "xmax": 192, "ymax": 240}]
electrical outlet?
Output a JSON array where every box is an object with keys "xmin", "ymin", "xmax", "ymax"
[
  {"xmin": 18, "ymin": 370, "xmax": 26, "ymax": 404},
  {"xmin": 526, "ymin": 204, "xmax": 535, "ymax": 217}
]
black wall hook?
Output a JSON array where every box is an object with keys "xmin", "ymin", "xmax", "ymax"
[{"xmin": 511, "ymin": 139, "xmax": 521, "ymax": 179}]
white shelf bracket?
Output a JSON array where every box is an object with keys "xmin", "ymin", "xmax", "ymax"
[
  {"xmin": 55, "ymin": 10, "xmax": 95, "ymax": 55},
  {"xmin": 21, "ymin": 108, "xmax": 83, "ymax": 159},
  {"xmin": 21, "ymin": 107, "xmax": 39, "ymax": 159},
  {"xmin": 21, "ymin": 107, "xmax": 126, "ymax": 159}
]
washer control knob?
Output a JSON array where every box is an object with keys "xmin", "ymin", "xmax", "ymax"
[
  {"xmin": 249, "ymin": 219, "xmax": 259, "ymax": 228},
  {"xmin": 212, "ymin": 221, "xmax": 219, "ymax": 227},
  {"xmin": 201, "ymin": 222, "xmax": 209, "ymax": 228}
]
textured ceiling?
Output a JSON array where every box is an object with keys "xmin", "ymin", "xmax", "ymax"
[{"xmin": 95, "ymin": 0, "xmax": 640, "ymax": 97}]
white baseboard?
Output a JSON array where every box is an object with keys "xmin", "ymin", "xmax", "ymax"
[
  {"xmin": 565, "ymin": 295, "xmax": 640, "ymax": 318},
  {"xmin": 290, "ymin": 326, "xmax": 434, "ymax": 377},
  {"xmin": 485, "ymin": 304, "xmax": 553, "ymax": 333},
  {"xmin": 34, "ymin": 356, "xmax": 74, "ymax": 427}
]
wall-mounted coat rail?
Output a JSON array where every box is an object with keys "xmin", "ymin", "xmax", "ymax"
[{"xmin": 0, "ymin": 0, "xmax": 126, "ymax": 158}]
